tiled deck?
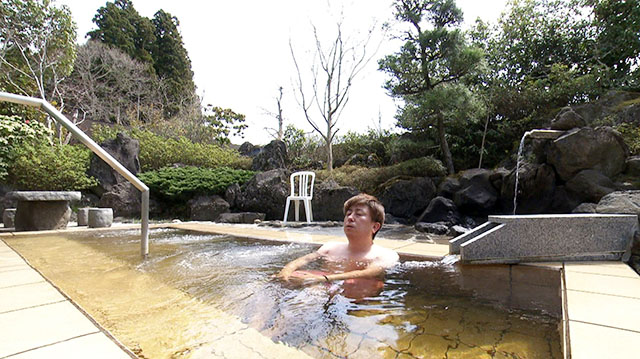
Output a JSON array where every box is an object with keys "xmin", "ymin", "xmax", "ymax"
[
  {"xmin": 0, "ymin": 239, "xmax": 133, "ymax": 359},
  {"xmin": 1, "ymin": 222, "xmax": 639, "ymax": 358}
]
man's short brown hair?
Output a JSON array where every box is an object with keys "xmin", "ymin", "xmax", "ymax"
[{"xmin": 343, "ymin": 193, "xmax": 385, "ymax": 238}]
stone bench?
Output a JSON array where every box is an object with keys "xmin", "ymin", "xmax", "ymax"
[{"xmin": 6, "ymin": 191, "xmax": 81, "ymax": 231}]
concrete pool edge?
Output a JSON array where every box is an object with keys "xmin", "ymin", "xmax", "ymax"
[{"xmin": 2, "ymin": 222, "xmax": 640, "ymax": 358}]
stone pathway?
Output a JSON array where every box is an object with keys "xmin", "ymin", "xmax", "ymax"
[{"xmin": 0, "ymin": 239, "xmax": 133, "ymax": 358}]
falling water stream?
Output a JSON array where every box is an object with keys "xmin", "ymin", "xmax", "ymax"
[{"xmin": 513, "ymin": 130, "xmax": 533, "ymax": 215}]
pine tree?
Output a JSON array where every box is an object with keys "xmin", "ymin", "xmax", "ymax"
[{"xmin": 151, "ymin": 10, "xmax": 196, "ymax": 117}]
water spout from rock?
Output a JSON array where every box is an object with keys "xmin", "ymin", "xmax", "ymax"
[{"xmin": 513, "ymin": 130, "xmax": 533, "ymax": 215}]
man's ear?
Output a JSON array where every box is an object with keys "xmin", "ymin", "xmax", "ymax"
[{"xmin": 372, "ymin": 222, "xmax": 381, "ymax": 234}]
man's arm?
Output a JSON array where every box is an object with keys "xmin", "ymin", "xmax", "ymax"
[
  {"xmin": 277, "ymin": 252, "xmax": 321, "ymax": 281},
  {"xmin": 325, "ymin": 265, "xmax": 385, "ymax": 281}
]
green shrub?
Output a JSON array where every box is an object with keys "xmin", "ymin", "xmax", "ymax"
[
  {"xmin": 91, "ymin": 124, "xmax": 251, "ymax": 171},
  {"xmin": 9, "ymin": 143, "xmax": 98, "ymax": 190},
  {"xmin": 138, "ymin": 166, "xmax": 255, "ymax": 200},
  {"xmin": 616, "ymin": 123, "xmax": 640, "ymax": 155},
  {"xmin": 0, "ymin": 115, "xmax": 52, "ymax": 182},
  {"xmin": 317, "ymin": 156, "xmax": 446, "ymax": 194}
]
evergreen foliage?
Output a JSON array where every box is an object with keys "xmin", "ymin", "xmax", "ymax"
[
  {"xmin": 380, "ymin": 0, "xmax": 485, "ymax": 174},
  {"xmin": 138, "ymin": 166, "xmax": 255, "ymax": 200},
  {"xmin": 87, "ymin": 0, "xmax": 197, "ymax": 116},
  {"xmin": 151, "ymin": 10, "xmax": 196, "ymax": 117}
]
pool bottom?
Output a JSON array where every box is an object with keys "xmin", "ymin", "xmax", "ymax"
[{"xmin": 4, "ymin": 229, "xmax": 562, "ymax": 359}]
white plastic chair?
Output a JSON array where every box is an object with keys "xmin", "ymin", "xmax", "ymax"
[{"xmin": 283, "ymin": 171, "xmax": 315, "ymax": 223}]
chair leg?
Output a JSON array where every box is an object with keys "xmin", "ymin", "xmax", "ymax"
[
  {"xmin": 304, "ymin": 199, "xmax": 312, "ymax": 223},
  {"xmin": 308, "ymin": 201, "xmax": 313, "ymax": 222},
  {"xmin": 294, "ymin": 200, "xmax": 300, "ymax": 222},
  {"xmin": 283, "ymin": 198, "xmax": 291, "ymax": 223}
]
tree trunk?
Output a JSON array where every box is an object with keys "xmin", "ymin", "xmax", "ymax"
[
  {"xmin": 326, "ymin": 138, "xmax": 334, "ymax": 171},
  {"xmin": 438, "ymin": 117, "xmax": 455, "ymax": 174},
  {"xmin": 478, "ymin": 115, "xmax": 490, "ymax": 168}
]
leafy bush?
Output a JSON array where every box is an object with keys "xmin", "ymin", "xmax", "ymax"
[
  {"xmin": 9, "ymin": 143, "xmax": 98, "ymax": 190},
  {"xmin": 334, "ymin": 129, "xmax": 393, "ymax": 166},
  {"xmin": 138, "ymin": 166, "xmax": 255, "ymax": 200},
  {"xmin": 283, "ymin": 125, "xmax": 325, "ymax": 169},
  {"xmin": 0, "ymin": 115, "xmax": 52, "ymax": 182},
  {"xmin": 616, "ymin": 123, "xmax": 640, "ymax": 155},
  {"xmin": 91, "ymin": 124, "xmax": 251, "ymax": 171},
  {"xmin": 316, "ymin": 157, "xmax": 446, "ymax": 194}
]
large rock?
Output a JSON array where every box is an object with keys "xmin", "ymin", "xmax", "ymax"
[
  {"xmin": 454, "ymin": 169, "xmax": 499, "ymax": 215},
  {"xmin": 566, "ymin": 169, "xmax": 616, "ymax": 204},
  {"xmin": 235, "ymin": 169, "xmax": 289, "ymax": 220},
  {"xmin": 550, "ymin": 108, "xmax": 586, "ymax": 130},
  {"xmin": 99, "ymin": 182, "xmax": 141, "ymax": 217},
  {"xmin": 188, "ymin": 195, "xmax": 230, "ymax": 221},
  {"xmin": 416, "ymin": 196, "xmax": 461, "ymax": 225},
  {"xmin": 546, "ymin": 127, "xmax": 628, "ymax": 181},
  {"xmin": 87, "ymin": 133, "xmax": 141, "ymax": 195},
  {"xmin": 224, "ymin": 183, "xmax": 241, "ymax": 209},
  {"xmin": 501, "ymin": 163, "xmax": 556, "ymax": 214},
  {"xmin": 251, "ymin": 140, "xmax": 288, "ymax": 171},
  {"xmin": 313, "ymin": 179, "xmax": 359, "ymax": 221},
  {"xmin": 437, "ymin": 177, "xmax": 461, "ymax": 199},
  {"xmin": 238, "ymin": 142, "xmax": 261, "ymax": 157},
  {"xmin": 596, "ymin": 191, "xmax": 640, "ymax": 217},
  {"xmin": 379, "ymin": 177, "xmax": 436, "ymax": 219},
  {"xmin": 626, "ymin": 156, "xmax": 640, "ymax": 177}
]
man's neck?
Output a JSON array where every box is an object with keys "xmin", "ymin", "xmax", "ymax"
[{"xmin": 347, "ymin": 236, "xmax": 373, "ymax": 253}]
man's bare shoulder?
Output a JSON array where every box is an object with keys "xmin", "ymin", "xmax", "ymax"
[
  {"xmin": 317, "ymin": 242, "xmax": 348, "ymax": 256},
  {"xmin": 370, "ymin": 244, "xmax": 400, "ymax": 268}
]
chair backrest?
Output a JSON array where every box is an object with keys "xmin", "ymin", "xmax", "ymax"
[{"xmin": 290, "ymin": 171, "xmax": 315, "ymax": 198}]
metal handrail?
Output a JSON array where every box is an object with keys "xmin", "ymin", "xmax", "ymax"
[{"xmin": 0, "ymin": 92, "xmax": 150, "ymax": 257}]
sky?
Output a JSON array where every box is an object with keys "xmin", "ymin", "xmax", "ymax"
[{"xmin": 55, "ymin": 0, "xmax": 509, "ymax": 145}]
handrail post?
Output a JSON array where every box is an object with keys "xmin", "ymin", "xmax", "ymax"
[
  {"xmin": 0, "ymin": 91, "xmax": 151, "ymax": 258},
  {"xmin": 141, "ymin": 190, "xmax": 149, "ymax": 257}
]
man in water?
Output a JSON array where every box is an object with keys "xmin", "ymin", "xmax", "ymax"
[{"xmin": 277, "ymin": 193, "xmax": 399, "ymax": 286}]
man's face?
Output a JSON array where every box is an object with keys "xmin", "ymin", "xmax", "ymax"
[{"xmin": 343, "ymin": 203, "xmax": 381, "ymax": 240}]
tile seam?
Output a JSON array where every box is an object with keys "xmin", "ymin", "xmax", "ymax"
[
  {"xmin": 565, "ymin": 288, "xmax": 640, "ymax": 300},
  {"xmin": 0, "ymin": 299, "xmax": 68, "ymax": 315},
  {"xmin": 564, "ymin": 270, "xmax": 639, "ymax": 279},
  {"xmin": 0, "ymin": 330, "xmax": 102, "ymax": 359},
  {"xmin": 0, "ymin": 280, "xmax": 46, "ymax": 290},
  {"xmin": 569, "ymin": 319, "xmax": 640, "ymax": 335}
]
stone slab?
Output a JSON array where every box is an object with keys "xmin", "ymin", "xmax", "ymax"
[
  {"xmin": 6, "ymin": 191, "xmax": 81, "ymax": 201},
  {"xmin": 0, "ymin": 281, "xmax": 65, "ymax": 313},
  {"xmin": 460, "ymin": 214, "xmax": 638, "ymax": 263},
  {"xmin": 568, "ymin": 321, "xmax": 640, "ymax": 359},
  {"xmin": 564, "ymin": 262, "xmax": 638, "ymax": 278},
  {"xmin": 565, "ymin": 270, "xmax": 640, "ymax": 299},
  {"xmin": 8, "ymin": 332, "xmax": 133, "ymax": 359},
  {"xmin": 565, "ymin": 290, "xmax": 640, "ymax": 332},
  {"xmin": 0, "ymin": 268, "xmax": 45, "ymax": 288},
  {"xmin": 0, "ymin": 301, "xmax": 100, "ymax": 357}
]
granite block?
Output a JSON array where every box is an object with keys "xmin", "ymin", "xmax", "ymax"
[
  {"xmin": 460, "ymin": 214, "xmax": 638, "ymax": 263},
  {"xmin": 449, "ymin": 221, "xmax": 500, "ymax": 254}
]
